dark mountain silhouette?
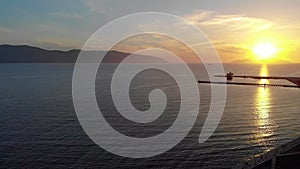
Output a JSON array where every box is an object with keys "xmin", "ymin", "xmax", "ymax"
[{"xmin": 0, "ymin": 44, "xmax": 164, "ymax": 63}]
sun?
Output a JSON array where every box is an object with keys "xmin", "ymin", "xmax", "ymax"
[{"xmin": 253, "ymin": 43, "xmax": 277, "ymax": 60}]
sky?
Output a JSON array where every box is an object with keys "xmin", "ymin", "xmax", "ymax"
[{"xmin": 1, "ymin": 0, "xmax": 300, "ymax": 63}]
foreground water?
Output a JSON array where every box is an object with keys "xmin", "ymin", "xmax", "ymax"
[{"xmin": 0, "ymin": 63, "xmax": 300, "ymax": 169}]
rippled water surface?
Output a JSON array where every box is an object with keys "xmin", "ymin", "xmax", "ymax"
[{"xmin": 1, "ymin": 63, "xmax": 300, "ymax": 168}]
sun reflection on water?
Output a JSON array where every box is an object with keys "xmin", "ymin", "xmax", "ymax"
[
  {"xmin": 256, "ymin": 65, "xmax": 270, "ymax": 128},
  {"xmin": 251, "ymin": 65, "xmax": 275, "ymax": 152}
]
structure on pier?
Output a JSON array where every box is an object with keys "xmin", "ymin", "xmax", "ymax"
[{"xmin": 198, "ymin": 72, "xmax": 300, "ymax": 88}]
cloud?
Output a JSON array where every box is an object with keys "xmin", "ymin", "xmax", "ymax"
[
  {"xmin": 36, "ymin": 24, "xmax": 88, "ymax": 37},
  {"xmin": 50, "ymin": 12, "xmax": 83, "ymax": 19},
  {"xmin": 185, "ymin": 11, "xmax": 275, "ymax": 34},
  {"xmin": 0, "ymin": 27, "xmax": 14, "ymax": 33},
  {"xmin": 181, "ymin": 11, "xmax": 281, "ymax": 62},
  {"xmin": 85, "ymin": 0, "xmax": 117, "ymax": 13}
]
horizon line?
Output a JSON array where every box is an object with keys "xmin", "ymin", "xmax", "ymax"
[{"xmin": 1, "ymin": 43, "xmax": 299, "ymax": 64}]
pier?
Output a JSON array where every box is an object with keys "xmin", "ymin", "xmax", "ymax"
[{"xmin": 198, "ymin": 80, "xmax": 300, "ymax": 88}]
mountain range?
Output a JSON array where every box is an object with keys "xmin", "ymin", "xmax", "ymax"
[
  {"xmin": 0, "ymin": 44, "xmax": 163, "ymax": 63},
  {"xmin": 0, "ymin": 44, "xmax": 295, "ymax": 64}
]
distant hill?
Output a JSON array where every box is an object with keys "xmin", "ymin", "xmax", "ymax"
[
  {"xmin": 231, "ymin": 58, "xmax": 292, "ymax": 64},
  {"xmin": 0, "ymin": 44, "xmax": 164, "ymax": 63}
]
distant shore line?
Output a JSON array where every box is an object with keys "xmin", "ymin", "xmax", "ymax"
[{"xmin": 0, "ymin": 44, "xmax": 299, "ymax": 64}]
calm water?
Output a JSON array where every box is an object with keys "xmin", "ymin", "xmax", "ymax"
[{"xmin": 0, "ymin": 63, "xmax": 300, "ymax": 169}]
